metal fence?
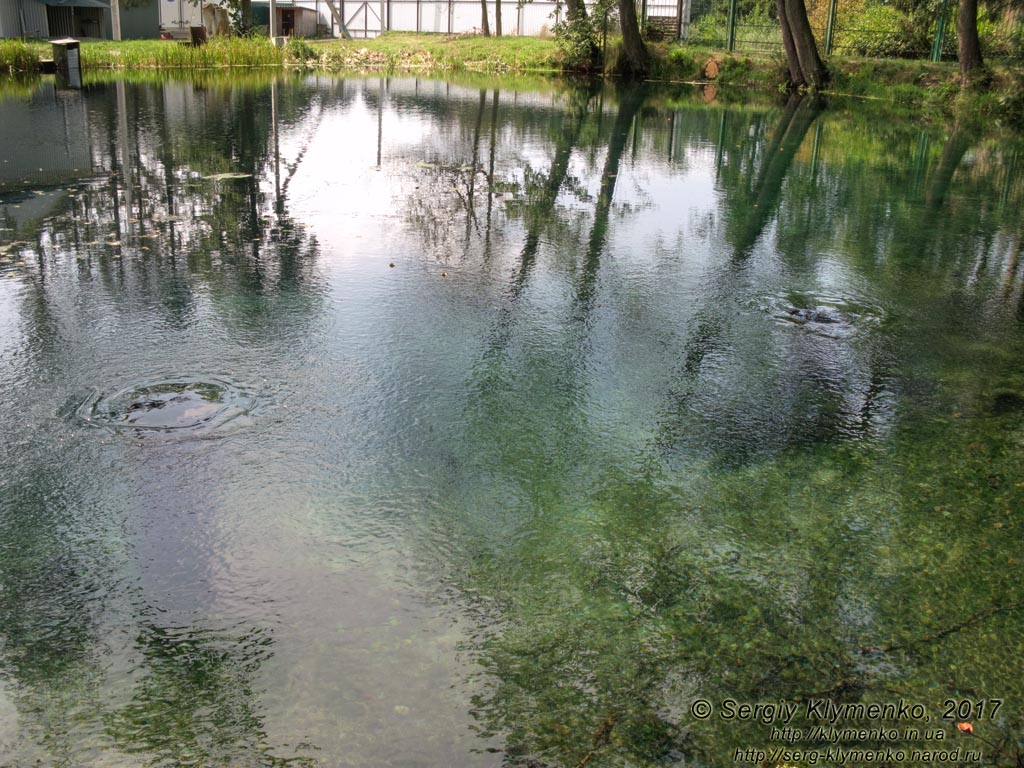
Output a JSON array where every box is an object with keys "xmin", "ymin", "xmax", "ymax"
[
  {"xmin": 333, "ymin": 0, "xmax": 570, "ymax": 37},
  {"xmin": 314, "ymin": 0, "xmax": 1015, "ymax": 63},
  {"xmin": 671, "ymin": 0, "xmax": 1014, "ymax": 61}
]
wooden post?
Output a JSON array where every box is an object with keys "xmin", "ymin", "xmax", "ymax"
[
  {"xmin": 321, "ymin": 0, "xmax": 351, "ymax": 38},
  {"xmin": 110, "ymin": 0, "xmax": 122, "ymax": 40}
]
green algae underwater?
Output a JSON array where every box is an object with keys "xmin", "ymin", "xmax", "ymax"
[{"xmin": 0, "ymin": 72, "xmax": 1023, "ymax": 767}]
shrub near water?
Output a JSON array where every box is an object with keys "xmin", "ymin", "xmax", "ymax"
[{"xmin": 0, "ymin": 40, "xmax": 40, "ymax": 74}]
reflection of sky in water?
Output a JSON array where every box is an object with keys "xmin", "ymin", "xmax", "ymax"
[{"xmin": 0, "ymin": 75, "xmax": 1023, "ymax": 767}]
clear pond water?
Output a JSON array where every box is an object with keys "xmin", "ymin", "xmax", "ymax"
[{"xmin": 1, "ymin": 73, "xmax": 1023, "ymax": 767}]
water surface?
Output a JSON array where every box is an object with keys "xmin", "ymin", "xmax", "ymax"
[{"xmin": 1, "ymin": 73, "xmax": 1023, "ymax": 767}]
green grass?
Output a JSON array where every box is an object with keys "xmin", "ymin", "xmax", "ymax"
[
  {"xmin": 0, "ymin": 39, "xmax": 44, "ymax": 74},
  {"xmin": 309, "ymin": 32, "xmax": 562, "ymax": 73},
  {"xmin": 79, "ymin": 37, "xmax": 283, "ymax": 69}
]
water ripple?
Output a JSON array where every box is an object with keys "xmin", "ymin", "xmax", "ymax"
[{"xmin": 75, "ymin": 376, "xmax": 258, "ymax": 438}]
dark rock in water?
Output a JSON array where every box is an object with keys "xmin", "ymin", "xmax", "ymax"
[
  {"xmin": 786, "ymin": 306, "xmax": 844, "ymax": 324},
  {"xmin": 992, "ymin": 390, "xmax": 1024, "ymax": 415}
]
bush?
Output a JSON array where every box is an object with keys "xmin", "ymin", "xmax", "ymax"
[
  {"xmin": 666, "ymin": 45, "xmax": 703, "ymax": 79},
  {"xmin": 551, "ymin": 4, "xmax": 608, "ymax": 72},
  {"xmin": 977, "ymin": 12, "xmax": 1023, "ymax": 60},
  {"xmin": 997, "ymin": 71, "xmax": 1024, "ymax": 127},
  {"xmin": 689, "ymin": 10, "xmax": 728, "ymax": 48},
  {"xmin": 835, "ymin": 3, "xmax": 917, "ymax": 58},
  {"xmin": 284, "ymin": 38, "xmax": 317, "ymax": 64},
  {"xmin": 0, "ymin": 40, "xmax": 39, "ymax": 74}
]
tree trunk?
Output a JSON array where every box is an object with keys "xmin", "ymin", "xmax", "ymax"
[
  {"xmin": 480, "ymin": 0, "xmax": 490, "ymax": 35},
  {"xmin": 566, "ymin": 0, "xmax": 588, "ymax": 22},
  {"xmin": 956, "ymin": 0, "xmax": 984, "ymax": 84},
  {"xmin": 495, "ymin": 0, "xmax": 501, "ymax": 35},
  {"xmin": 615, "ymin": 0, "xmax": 649, "ymax": 77},
  {"xmin": 776, "ymin": 0, "xmax": 804, "ymax": 88},
  {"xmin": 779, "ymin": 0, "xmax": 828, "ymax": 89},
  {"xmin": 240, "ymin": 0, "xmax": 252, "ymax": 32}
]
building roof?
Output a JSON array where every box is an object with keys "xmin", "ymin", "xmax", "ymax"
[{"xmin": 40, "ymin": 0, "xmax": 111, "ymax": 8}]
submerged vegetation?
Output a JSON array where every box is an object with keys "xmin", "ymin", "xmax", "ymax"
[{"xmin": 2, "ymin": 59, "xmax": 1024, "ymax": 768}]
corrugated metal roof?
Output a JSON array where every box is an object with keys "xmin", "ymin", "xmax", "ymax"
[{"xmin": 40, "ymin": 0, "xmax": 111, "ymax": 8}]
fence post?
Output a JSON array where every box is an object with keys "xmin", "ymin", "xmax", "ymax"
[
  {"xmin": 824, "ymin": 0, "xmax": 837, "ymax": 55},
  {"xmin": 931, "ymin": 0, "xmax": 951, "ymax": 61},
  {"xmin": 726, "ymin": 0, "xmax": 737, "ymax": 51}
]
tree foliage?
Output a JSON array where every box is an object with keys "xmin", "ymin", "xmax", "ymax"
[{"xmin": 551, "ymin": 0, "xmax": 608, "ymax": 70}]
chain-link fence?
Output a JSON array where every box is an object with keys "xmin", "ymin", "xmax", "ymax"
[{"xmin": 667, "ymin": 0, "xmax": 1021, "ymax": 61}]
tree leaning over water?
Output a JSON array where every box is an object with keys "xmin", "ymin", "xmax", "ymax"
[
  {"xmin": 777, "ymin": 0, "xmax": 829, "ymax": 89},
  {"xmin": 614, "ymin": 0, "xmax": 650, "ymax": 76}
]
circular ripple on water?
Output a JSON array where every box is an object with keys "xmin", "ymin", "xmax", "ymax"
[
  {"xmin": 77, "ymin": 376, "xmax": 256, "ymax": 437},
  {"xmin": 756, "ymin": 292, "xmax": 885, "ymax": 339}
]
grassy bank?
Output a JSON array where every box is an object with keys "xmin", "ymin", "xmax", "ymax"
[
  {"xmin": 303, "ymin": 32, "xmax": 561, "ymax": 72},
  {"xmin": 1, "ymin": 37, "xmax": 285, "ymax": 72},
  {"xmin": 0, "ymin": 34, "xmax": 558, "ymax": 74},
  {"xmin": 2, "ymin": 33, "xmax": 1021, "ymax": 124}
]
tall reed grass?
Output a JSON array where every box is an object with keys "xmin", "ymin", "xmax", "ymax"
[
  {"xmin": 0, "ymin": 40, "xmax": 43, "ymax": 74},
  {"xmin": 79, "ymin": 38, "xmax": 284, "ymax": 69}
]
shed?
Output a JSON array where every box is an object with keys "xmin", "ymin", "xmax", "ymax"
[{"xmin": 252, "ymin": 0, "xmax": 318, "ymax": 37}]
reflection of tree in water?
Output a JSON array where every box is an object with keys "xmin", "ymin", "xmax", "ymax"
[
  {"xmin": 442, "ymin": 96, "xmax": 1024, "ymax": 767},
  {"xmin": 401, "ymin": 81, "xmax": 604, "ymax": 274},
  {"xmin": 4, "ymin": 76, "xmax": 326, "ymax": 342},
  {"xmin": 0, "ymin": 76, "xmax": 327, "ymax": 767},
  {"xmin": 107, "ymin": 622, "xmax": 313, "ymax": 767},
  {"xmin": 653, "ymin": 95, "xmax": 901, "ymax": 466}
]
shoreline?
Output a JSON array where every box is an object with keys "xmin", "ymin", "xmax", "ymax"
[{"xmin": 1, "ymin": 33, "xmax": 1022, "ymax": 126}]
